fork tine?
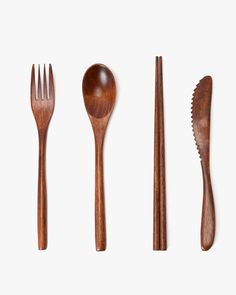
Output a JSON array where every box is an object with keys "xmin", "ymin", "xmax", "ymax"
[
  {"xmin": 38, "ymin": 65, "xmax": 42, "ymax": 99},
  {"xmin": 43, "ymin": 64, "xmax": 48, "ymax": 99},
  {"xmin": 31, "ymin": 64, "xmax": 36, "ymax": 100},
  {"xmin": 49, "ymin": 64, "xmax": 54, "ymax": 99}
]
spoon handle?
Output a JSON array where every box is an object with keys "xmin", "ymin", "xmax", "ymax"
[
  {"xmin": 37, "ymin": 130, "xmax": 47, "ymax": 250},
  {"xmin": 95, "ymin": 138, "xmax": 106, "ymax": 251}
]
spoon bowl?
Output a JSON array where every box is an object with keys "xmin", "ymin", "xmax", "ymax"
[{"xmin": 83, "ymin": 64, "xmax": 116, "ymax": 119}]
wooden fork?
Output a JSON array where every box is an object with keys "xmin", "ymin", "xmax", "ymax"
[{"xmin": 31, "ymin": 64, "xmax": 55, "ymax": 250}]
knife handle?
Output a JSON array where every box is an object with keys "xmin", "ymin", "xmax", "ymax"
[{"xmin": 201, "ymin": 162, "xmax": 215, "ymax": 251}]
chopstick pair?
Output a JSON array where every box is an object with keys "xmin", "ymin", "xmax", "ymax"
[{"xmin": 153, "ymin": 57, "xmax": 167, "ymax": 251}]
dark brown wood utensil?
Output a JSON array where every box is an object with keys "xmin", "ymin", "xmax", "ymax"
[
  {"xmin": 31, "ymin": 64, "xmax": 55, "ymax": 250},
  {"xmin": 153, "ymin": 56, "xmax": 167, "ymax": 251},
  {"xmin": 191, "ymin": 76, "xmax": 215, "ymax": 251},
  {"xmin": 82, "ymin": 64, "xmax": 116, "ymax": 251}
]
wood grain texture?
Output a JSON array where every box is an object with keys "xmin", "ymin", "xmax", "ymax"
[
  {"xmin": 201, "ymin": 162, "xmax": 215, "ymax": 250},
  {"xmin": 191, "ymin": 76, "xmax": 215, "ymax": 251},
  {"xmin": 31, "ymin": 64, "xmax": 55, "ymax": 250},
  {"xmin": 153, "ymin": 56, "xmax": 167, "ymax": 251},
  {"xmin": 82, "ymin": 64, "xmax": 116, "ymax": 251}
]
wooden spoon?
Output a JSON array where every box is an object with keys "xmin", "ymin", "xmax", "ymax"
[{"xmin": 82, "ymin": 64, "xmax": 116, "ymax": 251}]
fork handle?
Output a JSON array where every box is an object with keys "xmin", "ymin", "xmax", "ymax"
[
  {"xmin": 95, "ymin": 137, "xmax": 106, "ymax": 251},
  {"xmin": 201, "ymin": 162, "xmax": 215, "ymax": 251},
  {"xmin": 37, "ymin": 130, "xmax": 48, "ymax": 250}
]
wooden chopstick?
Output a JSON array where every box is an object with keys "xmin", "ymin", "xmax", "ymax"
[{"xmin": 153, "ymin": 56, "xmax": 167, "ymax": 250}]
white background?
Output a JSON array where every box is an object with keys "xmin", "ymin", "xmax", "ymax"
[{"xmin": 0, "ymin": 0, "xmax": 235, "ymax": 294}]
